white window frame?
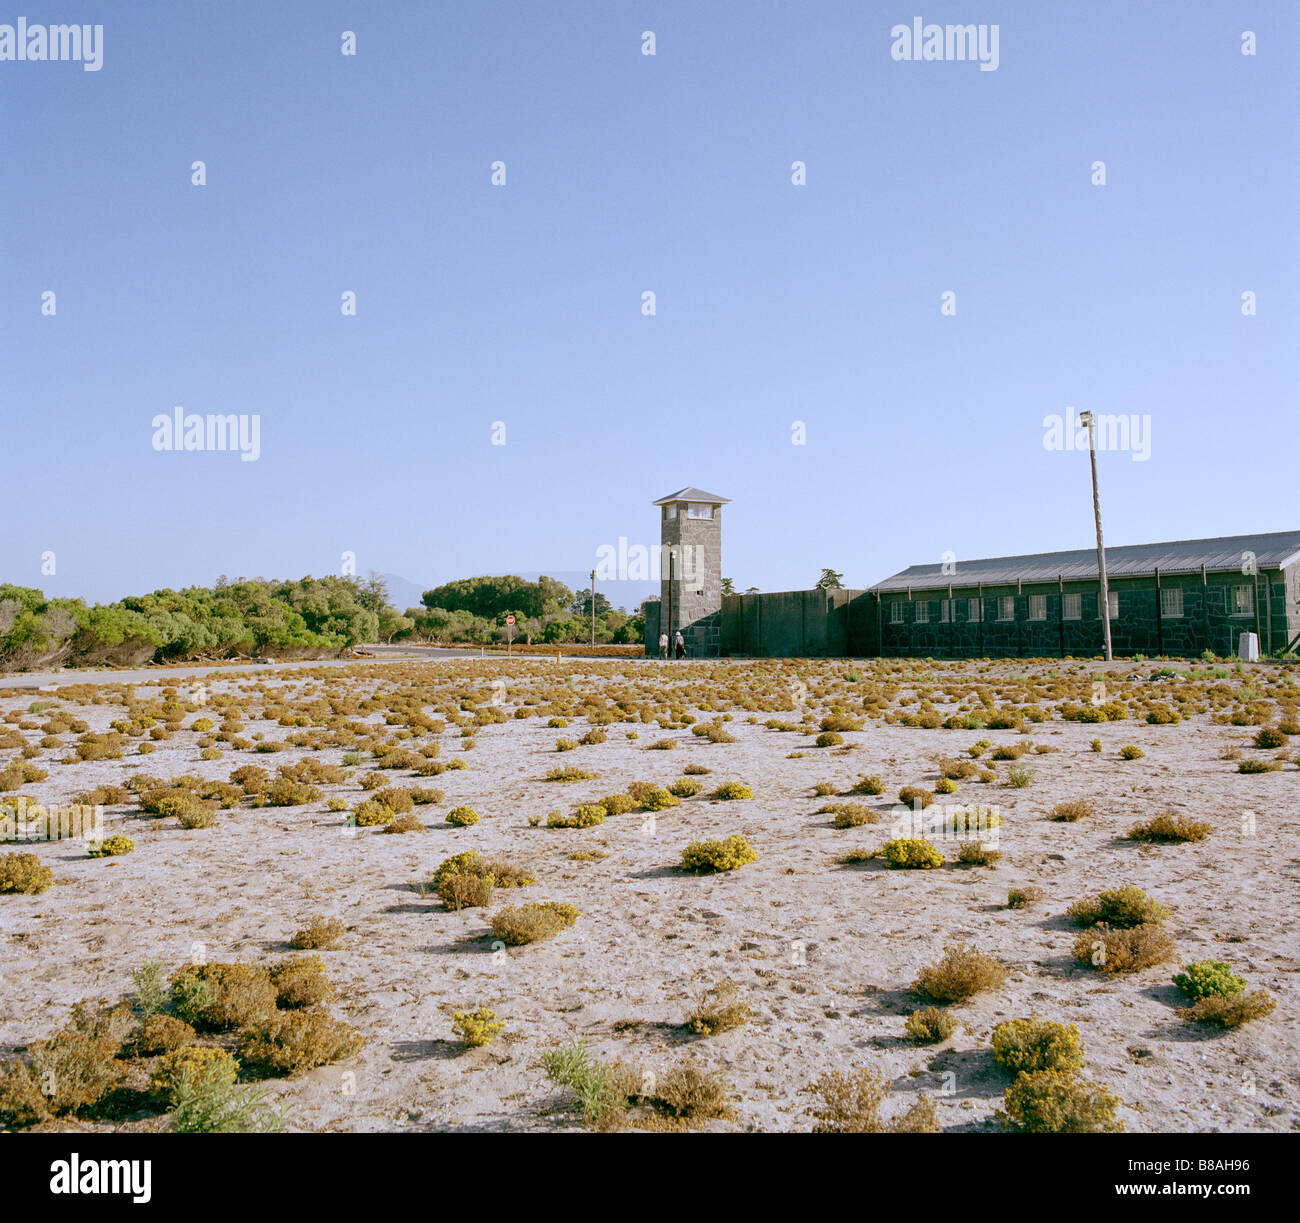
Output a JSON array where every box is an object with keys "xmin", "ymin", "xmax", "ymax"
[
  {"xmin": 890, "ymin": 601, "xmax": 903, "ymax": 624},
  {"xmin": 1063, "ymin": 592, "xmax": 1081, "ymax": 620},
  {"xmin": 1231, "ymin": 585, "xmax": 1253, "ymax": 616},
  {"xmin": 968, "ymin": 598, "xmax": 981, "ymax": 623},
  {"xmin": 1028, "ymin": 594, "xmax": 1046, "ymax": 621},
  {"xmin": 686, "ymin": 503, "xmax": 713, "ymax": 519},
  {"xmin": 939, "ymin": 598, "xmax": 951, "ymax": 623},
  {"xmin": 915, "ymin": 600, "xmax": 930, "ymax": 624},
  {"xmin": 1098, "ymin": 590, "xmax": 1118, "ymax": 620},
  {"xmin": 1160, "ymin": 587, "xmax": 1183, "ymax": 618},
  {"xmin": 664, "ymin": 504, "xmax": 677, "ymax": 520},
  {"xmin": 997, "ymin": 596, "xmax": 1014, "ymax": 622}
]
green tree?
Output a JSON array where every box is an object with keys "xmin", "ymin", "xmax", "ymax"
[{"xmin": 816, "ymin": 569, "xmax": 845, "ymax": 590}]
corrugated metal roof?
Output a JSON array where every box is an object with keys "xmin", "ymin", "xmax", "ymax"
[
  {"xmin": 653, "ymin": 487, "xmax": 731, "ymax": 506},
  {"xmin": 871, "ymin": 530, "xmax": 1300, "ymax": 593}
]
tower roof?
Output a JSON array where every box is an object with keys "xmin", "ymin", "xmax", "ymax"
[{"xmin": 652, "ymin": 486, "xmax": 730, "ymax": 506}]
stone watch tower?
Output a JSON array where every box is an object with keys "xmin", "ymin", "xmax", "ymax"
[{"xmin": 653, "ymin": 486, "xmax": 729, "ymax": 656}]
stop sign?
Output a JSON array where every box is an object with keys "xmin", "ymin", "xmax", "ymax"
[{"xmin": 506, "ymin": 615, "xmax": 515, "ymax": 626}]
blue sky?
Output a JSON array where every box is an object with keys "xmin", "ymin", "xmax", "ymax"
[{"xmin": 2, "ymin": 0, "xmax": 1296, "ymax": 608}]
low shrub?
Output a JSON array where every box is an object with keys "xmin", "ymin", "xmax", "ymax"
[
  {"xmin": 905, "ymin": 1007, "xmax": 957, "ymax": 1044},
  {"xmin": 352, "ymin": 800, "xmax": 394, "ymax": 827},
  {"xmin": 289, "ymin": 916, "xmax": 345, "ymax": 950},
  {"xmin": 686, "ymin": 981, "xmax": 750, "ymax": 1036},
  {"xmin": 849, "ymin": 775, "xmax": 886, "ymax": 796},
  {"xmin": 883, "ymin": 838, "xmax": 944, "ymax": 870},
  {"xmin": 997, "ymin": 1070, "xmax": 1123, "ymax": 1133},
  {"xmin": 956, "ymin": 842, "xmax": 1000, "ymax": 867},
  {"xmin": 150, "ymin": 1046, "xmax": 238, "ymax": 1107},
  {"xmin": 133, "ymin": 1013, "xmax": 198, "ymax": 1056},
  {"xmin": 897, "ymin": 785, "xmax": 934, "ymax": 809},
  {"xmin": 170, "ymin": 962, "xmax": 278, "ymax": 1032},
  {"xmin": 991, "ymin": 1018, "xmax": 1084, "ymax": 1075},
  {"xmin": 237, "ymin": 1011, "xmax": 364, "ymax": 1076},
  {"xmin": 1173, "ymin": 960, "xmax": 1246, "ymax": 1001},
  {"xmin": 1119, "ymin": 745, "xmax": 1145, "ymax": 760},
  {"xmin": 1072, "ymin": 923, "xmax": 1174, "ymax": 975},
  {"xmin": 270, "ymin": 955, "xmax": 333, "ymax": 1009},
  {"xmin": 1127, "ymin": 813, "xmax": 1211, "ymax": 843},
  {"xmin": 808, "ymin": 1068, "xmax": 938, "ymax": 1134},
  {"xmin": 599, "ymin": 793, "xmax": 638, "ymax": 815},
  {"xmin": 680, "ymin": 835, "xmax": 757, "ymax": 873},
  {"xmin": 0, "ymin": 851, "xmax": 54, "ymax": 893},
  {"xmin": 88, "ymin": 835, "xmax": 134, "ymax": 858},
  {"xmin": 1179, "ymin": 990, "xmax": 1276, "ymax": 1029},
  {"xmin": 711, "ymin": 781, "xmax": 753, "ymax": 801},
  {"xmin": 446, "ymin": 805, "xmax": 479, "ymax": 827},
  {"xmin": 1006, "ymin": 885, "xmax": 1044, "ymax": 909},
  {"xmin": 545, "ymin": 766, "xmax": 597, "ymax": 782},
  {"xmin": 452, "ymin": 1007, "xmax": 504, "ymax": 1048},
  {"xmin": 548, "ymin": 805, "xmax": 606, "ymax": 829},
  {"xmin": 823, "ymin": 802, "xmax": 878, "ymax": 828},
  {"xmin": 1068, "ymin": 886, "xmax": 1171, "ymax": 929},
  {"xmin": 912, "ymin": 943, "xmax": 1008, "ymax": 1003},
  {"xmin": 1048, "ymin": 799, "xmax": 1093, "ymax": 822},
  {"xmin": 490, "ymin": 901, "xmax": 580, "ymax": 945},
  {"xmin": 668, "ymin": 777, "xmax": 703, "ymax": 798},
  {"xmin": 639, "ymin": 787, "xmax": 680, "ymax": 812}
]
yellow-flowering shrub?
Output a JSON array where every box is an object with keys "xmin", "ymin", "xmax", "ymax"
[
  {"xmin": 991, "ymin": 1019, "xmax": 1084, "ymax": 1075},
  {"xmin": 680, "ymin": 835, "xmax": 757, "ymax": 873},
  {"xmin": 883, "ymin": 838, "xmax": 943, "ymax": 870},
  {"xmin": 446, "ymin": 805, "xmax": 479, "ymax": 827},
  {"xmin": 0, "ymin": 851, "xmax": 54, "ymax": 893},
  {"xmin": 150, "ymin": 1046, "xmax": 238, "ymax": 1107},
  {"xmin": 452, "ymin": 1008, "xmax": 504, "ymax": 1047},
  {"xmin": 88, "ymin": 835, "xmax": 134, "ymax": 857}
]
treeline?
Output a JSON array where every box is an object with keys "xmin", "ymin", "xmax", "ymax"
[
  {"xmin": 0, "ymin": 571, "xmax": 647, "ymax": 671},
  {"xmin": 0, "ymin": 576, "xmax": 400, "ymax": 672},
  {"xmin": 395, "ymin": 574, "xmax": 643, "ymax": 646}
]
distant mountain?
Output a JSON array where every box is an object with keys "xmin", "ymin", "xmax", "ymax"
[{"xmin": 380, "ymin": 573, "xmax": 428, "ymax": 614}]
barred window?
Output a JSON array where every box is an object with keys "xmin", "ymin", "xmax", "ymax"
[
  {"xmin": 916, "ymin": 601, "xmax": 930, "ymax": 623},
  {"xmin": 1098, "ymin": 590, "xmax": 1118, "ymax": 620},
  {"xmin": 997, "ymin": 596, "xmax": 1014, "ymax": 621},
  {"xmin": 939, "ymin": 599, "xmax": 952, "ymax": 623},
  {"xmin": 890, "ymin": 601, "xmax": 903, "ymax": 624},
  {"xmin": 1160, "ymin": 587, "xmax": 1183, "ymax": 618},
  {"xmin": 968, "ymin": 598, "xmax": 981, "ymax": 622},
  {"xmin": 1231, "ymin": 585, "xmax": 1253, "ymax": 616},
  {"xmin": 1063, "ymin": 593, "xmax": 1081, "ymax": 620},
  {"xmin": 1029, "ymin": 595, "xmax": 1046, "ymax": 621}
]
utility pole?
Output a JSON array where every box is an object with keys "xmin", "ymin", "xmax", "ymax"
[
  {"xmin": 589, "ymin": 569, "xmax": 596, "ymax": 648},
  {"xmin": 1078, "ymin": 411, "xmax": 1113, "ymax": 662}
]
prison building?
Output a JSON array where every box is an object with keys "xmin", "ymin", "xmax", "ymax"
[
  {"xmin": 645, "ymin": 489, "xmax": 1300, "ymax": 659},
  {"xmin": 865, "ymin": 531, "xmax": 1300, "ymax": 659}
]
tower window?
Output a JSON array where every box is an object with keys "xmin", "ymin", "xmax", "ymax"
[{"xmin": 686, "ymin": 503, "xmax": 713, "ymax": 519}]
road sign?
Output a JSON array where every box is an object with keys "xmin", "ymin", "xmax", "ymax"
[{"xmin": 506, "ymin": 614, "xmax": 516, "ymax": 626}]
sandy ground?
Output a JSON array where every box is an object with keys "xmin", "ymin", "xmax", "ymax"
[{"xmin": 1, "ymin": 657, "xmax": 1297, "ymax": 1132}]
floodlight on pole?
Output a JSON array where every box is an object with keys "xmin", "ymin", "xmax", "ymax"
[{"xmin": 1078, "ymin": 410, "xmax": 1113, "ymax": 662}]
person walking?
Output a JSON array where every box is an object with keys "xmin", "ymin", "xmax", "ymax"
[
  {"xmin": 658, "ymin": 631, "xmax": 669, "ymax": 659},
  {"xmin": 674, "ymin": 631, "xmax": 686, "ymax": 659}
]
